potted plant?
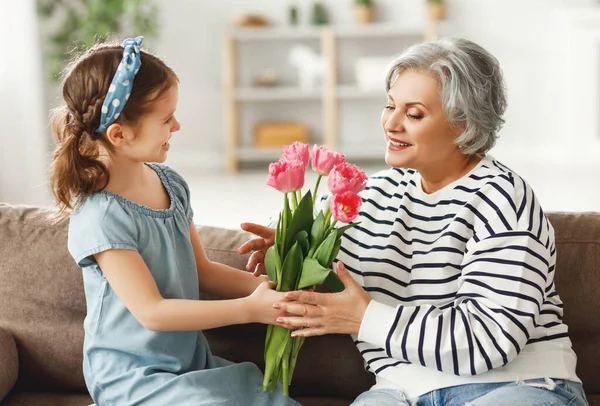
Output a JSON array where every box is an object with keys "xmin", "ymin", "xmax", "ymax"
[
  {"xmin": 354, "ymin": 0, "xmax": 376, "ymax": 24},
  {"xmin": 37, "ymin": 0, "xmax": 159, "ymax": 80},
  {"xmin": 427, "ymin": 0, "xmax": 446, "ymax": 21}
]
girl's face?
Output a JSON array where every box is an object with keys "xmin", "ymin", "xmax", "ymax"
[
  {"xmin": 118, "ymin": 84, "xmax": 181, "ymax": 164},
  {"xmin": 381, "ymin": 69, "xmax": 463, "ymax": 172}
]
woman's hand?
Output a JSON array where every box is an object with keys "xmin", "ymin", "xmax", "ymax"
[
  {"xmin": 246, "ymin": 281, "xmax": 287, "ymax": 325},
  {"xmin": 273, "ymin": 262, "xmax": 372, "ymax": 337},
  {"xmin": 237, "ymin": 223, "xmax": 275, "ymax": 276}
]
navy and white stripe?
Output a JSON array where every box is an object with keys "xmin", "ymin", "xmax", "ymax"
[{"xmin": 325, "ymin": 155, "xmax": 577, "ymax": 397}]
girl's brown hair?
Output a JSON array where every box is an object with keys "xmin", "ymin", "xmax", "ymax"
[{"xmin": 49, "ymin": 40, "xmax": 178, "ymax": 216}]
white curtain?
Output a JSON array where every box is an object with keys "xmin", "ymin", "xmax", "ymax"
[{"xmin": 0, "ymin": 0, "xmax": 50, "ymax": 206}]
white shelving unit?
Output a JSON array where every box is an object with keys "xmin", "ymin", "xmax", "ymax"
[{"xmin": 223, "ymin": 23, "xmax": 426, "ymax": 173}]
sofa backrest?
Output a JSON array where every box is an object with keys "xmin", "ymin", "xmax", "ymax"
[
  {"xmin": 547, "ymin": 213, "xmax": 600, "ymax": 395},
  {"xmin": 0, "ymin": 204, "xmax": 598, "ymax": 396}
]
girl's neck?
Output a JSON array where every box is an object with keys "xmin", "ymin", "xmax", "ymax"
[
  {"xmin": 419, "ymin": 153, "xmax": 482, "ymax": 195},
  {"xmin": 105, "ymin": 159, "xmax": 151, "ymax": 195}
]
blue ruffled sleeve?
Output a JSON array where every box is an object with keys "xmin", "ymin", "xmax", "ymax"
[{"xmin": 68, "ymin": 195, "xmax": 139, "ymax": 268}]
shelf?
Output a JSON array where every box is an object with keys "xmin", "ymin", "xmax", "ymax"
[
  {"xmin": 237, "ymin": 147, "xmax": 282, "ymax": 162},
  {"xmin": 236, "ymin": 87, "xmax": 322, "ymax": 101},
  {"xmin": 335, "ymin": 24, "xmax": 424, "ymax": 39},
  {"xmin": 231, "ymin": 27, "xmax": 322, "ymax": 41},
  {"xmin": 230, "ymin": 23, "xmax": 424, "ymax": 41},
  {"xmin": 337, "ymin": 85, "xmax": 385, "ymax": 100},
  {"xmin": 235, "ymin": 86, "xmax": 386, "ymax": 101}
]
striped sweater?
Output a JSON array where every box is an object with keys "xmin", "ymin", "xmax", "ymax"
[{"xmin": 330, "ymin": 154, "xmax": 579, "ymax": 399}]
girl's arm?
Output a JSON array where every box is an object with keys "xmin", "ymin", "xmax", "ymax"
[
  {"xmin": 189, "ymin": 224, "xmax": 267, "ymax": 299},
  {"xmin": 95, "ymin": 249, "xmax": 283, "ymax": 332}
]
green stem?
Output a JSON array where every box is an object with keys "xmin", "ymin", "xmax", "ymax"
[
  {"xmin": 281, "ymin": 193, "xmax": 288, "ymax": 258},
  {"xmin": 281, "ymin": 338, "xmax": 292, "ymax": 396},
  {"xmin": 288, "ymin": 335, "xmax": 305, "ymax": 385},
  {"xmin": 291, "ymin": 192, "xmax": 298, "ymax": 210},
  {"xmin": 323, "ymin": 205, "xmax": 331, "ymax": 226},
  {"xmin": 313, "ymin": 175, "xmax": 322, "ymax": 204}
]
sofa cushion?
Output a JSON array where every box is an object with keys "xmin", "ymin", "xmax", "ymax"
[
  {"xmin": 0, "ymin": 204, "xmax": 87, "ymax": 392},
  {"xmin": 0, "ymin": 327, "xmax": 18, "ymax": 400},
  {"xmin": 548, "ymin": 212, "xmax": 600, "ymax": 396}
]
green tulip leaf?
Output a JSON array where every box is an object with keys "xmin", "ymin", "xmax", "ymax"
[
  {"xmin": 264, "ymin": 245, "xmax": 280, "ymax": 283},
  {"xmin": 280, "ymin": 242, "xmax": 303, "ymax": 292},
  {"xmin": 284, "ymin": 191, "xmax": 313, "ymax": 254},
  {"xmin": 328, "ymin": 239, "xmax": 342, "ymax": 266},
  {"xmin": 336, "ymin": 223, "xmax": 357, "ymax": 239},
  {"xmin": 314, "ymin": 231, "xmax": 337, "ymax": 268},
  {"xmin": 297, "ymin": 257, "xmax": 331, "ymax": 289},
  {"xmin": 309, "ymin": 210, "xmax": 326, "ymax": 255},
  {"xmin": 295, "ymin": 230, "xmax": 310, "ymax": 257}
]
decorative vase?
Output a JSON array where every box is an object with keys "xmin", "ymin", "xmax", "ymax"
[{"xmin": 355, "ymin": 5, "xmax": 375, "ymax": 24}]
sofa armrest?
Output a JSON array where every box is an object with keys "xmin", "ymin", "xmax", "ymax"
[{"xmin": 0, "ymin": 327, "xmax": 18, "ymax": 401}]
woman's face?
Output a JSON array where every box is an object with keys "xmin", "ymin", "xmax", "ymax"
[{"xmin": 381, "ymin": 69, "xmax": 463, "ymax": 172}]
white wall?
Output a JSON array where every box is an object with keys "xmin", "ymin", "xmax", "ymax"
[{"xmin": 0, "ymin": 0, "xmax": 51, "ymax": 206}]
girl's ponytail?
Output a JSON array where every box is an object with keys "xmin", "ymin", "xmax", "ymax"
[{"xmin": 49, "ymin": 104, "xmax": 109, "ymax": 216}]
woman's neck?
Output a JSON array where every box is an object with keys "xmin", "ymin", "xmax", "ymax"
[{"xmin": 419, "ymin": 153, "xmax": 482, "ymax": 195}]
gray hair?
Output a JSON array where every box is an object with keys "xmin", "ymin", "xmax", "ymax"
[{"xmin": 385, "ymin": 37, "xmax": 507, "ymax": 155}]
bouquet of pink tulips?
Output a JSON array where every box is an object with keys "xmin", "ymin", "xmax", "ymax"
[{"xmin": 262, "ymin": 142, "xmax": 367, "ymax": 395}]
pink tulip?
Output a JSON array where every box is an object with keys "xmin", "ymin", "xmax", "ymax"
[
  {"xmin": 327, "ymin": 162, "xmax": 368, "ymax": 195},
  {"xmin": 311, "ymin": 145, "xmax": 345, "ymax": 176},
  {"xmin": 330, "ymin": 192, "xmax": 362, "ymax": 223},
  {"xmin": 282, "ymin": 142, "xmax": 309, "ymax": 169},
  {"xmin": 266, "ymin": 159, "xmax": 305, "ymax": 193}
]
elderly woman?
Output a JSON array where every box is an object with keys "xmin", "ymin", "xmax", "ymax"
[{"xmin": 239, "ymin": 37, "xmax": 588, "ymax": 406}]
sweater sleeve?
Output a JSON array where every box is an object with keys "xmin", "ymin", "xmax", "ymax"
[{"xmin": 357, "ymin": 176, "xmax": 554, "ymax": 376}]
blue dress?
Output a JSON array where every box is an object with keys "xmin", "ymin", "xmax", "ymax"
[{"xmin": 68, "ymin": 163, "xmax": 298, "ymax": 406}]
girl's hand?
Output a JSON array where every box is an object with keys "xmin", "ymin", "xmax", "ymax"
[
  {"xmin": 273, "ymin": 262, "xmax": 372, "ymax": 337},
  {"xmin": 237, "ymin": 223, "xmax": 275, "ymax": 277},
  {"xmin": 246, "ymin": 281, "xmax": 286, "ymax": 325}
]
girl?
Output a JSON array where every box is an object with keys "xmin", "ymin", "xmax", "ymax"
[{"xmin": 49, "ymin": 37, "xmax": 298, "ymax": 406}]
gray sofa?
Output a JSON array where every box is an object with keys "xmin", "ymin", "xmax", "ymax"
[{"xmin": 0, "ymin": 203, "xmax": 598, "ymax": 405}]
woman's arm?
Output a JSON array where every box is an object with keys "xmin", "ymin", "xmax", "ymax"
[
  {"xmin": 189, "ymin": 224, "xmax": 267, "ymax": 299},
  {"xmin": 95, "ymin": 248, "xmax": 283, "ymax": 332}
]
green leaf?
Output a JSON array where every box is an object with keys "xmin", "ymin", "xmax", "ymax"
[
  {"xmin": 279, "ymin": 242, "xmax": 303, "ymax": 292},
  {"xmin": 313, "ymin": 232, "xmax": 337, "ymax": 268},
  {"xmin": 264, "ymin": 245, "xmax": 280, "ymax": 283},
  {"xmin": 297, "ymin": 257, "xmax": 331, "ymax": 289},
  {"xmin": 308, "ymin": 211, "xmax": 326, "ymax": 256},
  {"xmin": 295, "ymin": 230, "xmax": 309, "ymax": 257},
  {"xmin": 284, "ymin": 191, "xmax": 313, "ymax": 255},
  {"xmin": 336, "ymin": 223, "xmax": 357, "ymax": 239},
  {"xmin": 328, "ymin": 239, "xmax": 342, "ymax": 266},
  {"xmin": 325, "ymin": 270, "xmax": 345, "ymax": 293}
]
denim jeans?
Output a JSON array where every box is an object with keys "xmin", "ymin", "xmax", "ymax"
[{"xmin": 351, "ymin": 378, "xmax": 589, "ymax": 406}]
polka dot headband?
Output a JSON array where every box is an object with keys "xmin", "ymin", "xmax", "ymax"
[{"xmin": 95, "ymin": 36, "xmax": 144, "ymax": 135}]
